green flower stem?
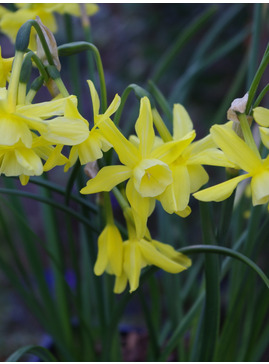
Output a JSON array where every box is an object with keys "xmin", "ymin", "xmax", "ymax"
[
  {"xmin": 26, "ymin": 76, "xmax": 44, "ymax": 104},
  {"xmin": 246, "ymin": 41, "xmax": 269, "ymax": 114},
  {"xmin": 104, "ymin": 192, "xmax": 114, "ymax": 224},
  {"xmin": 247, "ymin": 4, "xmax": 262, "ymax": 88},
  {"xmin": 179, "ymin": 245, "xmax": 269, "ymax": 289},
  {"xmin": 148, "ymin": 80, "xmax": 173, "ymax": 122},
  {"xmin": 237, "ymin": 113, "xmax": 260, "ymax": 156},
  {"xmin": 113, "ymin": 83, "xmax": 154, "ymax": 126},
  {"xmin": 58, "ymin": 42, "xmax": 107, "ymax": 112},
  {"xmin": 152, "ymin": 108, "xmax": 173, "ymax": 142},
  {"xmin": 253, "ymin": 83, "xmax": 269, "ymax": 108},
  {"xmin": 46, "ymin": 65, "xmax": 69, "ymax": 97},
  {"xmin": 25, "ymin": 50, "xmax": 49, "ymax": 81},
  {"xmin": 112, "ymin": 186, "xmax": 130, "ymax": 210},
  {"xmin": 7, "ymin": 51, "xmax": 24, "ymax": 110}
]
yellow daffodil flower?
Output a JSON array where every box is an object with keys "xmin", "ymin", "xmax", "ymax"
[
  {"xmin": 193, "ymin": 123, "xmax": 269, "ymax": 207},
  {"xmin": 113, "ymin": 211, "xmax": 191, "ymax": 293},
  {"xmin": 65, "ymin": 80, "xmax": 120, "ymax": 171},
  {"xmin": 0, "ymin": 4, "xmax": 98, "ymax": 48},
  {"xmin": 157, "ymin": 104, "xmax": 235, "ymax": 217},
  {"xmin": 0, "ymin": 87, "xmax": 88, "ymax": 148},
  {"xmin": 94, "ymin": 223, "xmax": 123, "ymax": 277},
  {"xmin": 81, "ymin": 97, "xmax": 194, "ymax": 238},
  {"xmin": 0, "ymin": 47, "xmax": 13, "ymax": 87}
]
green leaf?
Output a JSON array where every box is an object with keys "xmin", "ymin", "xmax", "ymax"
[{"xmin": 6, "ymin": 345, "xmax": 57, "ymax": 362}]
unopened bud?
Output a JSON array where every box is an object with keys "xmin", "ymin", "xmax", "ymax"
[
  {"xmin": 227, "ymin": 93, "xmax": 249, "ymax": 122},
  {"xmin": 36, "ymin": 16, "xmax": 61, "ymax": 71}
]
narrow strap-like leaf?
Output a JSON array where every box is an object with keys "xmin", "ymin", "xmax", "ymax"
[{"xmin": 6, "ymin": 345, "xmax": 57, "ymax": 362}]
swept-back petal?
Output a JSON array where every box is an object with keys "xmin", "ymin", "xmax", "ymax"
[
  {"xmin": 188, "ymin": 149, "xmax": 238, "ymax": 168},
  {"xmin": 193, "ymin": 173, "xmax": 249, "ymax": 202},
  {"xmin": 139, "ymin": 239, "xmax": 190, "ymax": 273},
  {"xmin": 43, "ymin": 116, "xmax": 89, "ymax": 145},
  {"xmin": 173, "ymin": 104, "xmax": 193, "ymax": 140},
  {"xmin": 135, "ymin": 97, "xmax": 155, "ymax": 158},
  {"xmin": 151, "ymin": 240, "xmax": 192, "ymax": 268},
  {"xmin": 211, "ymin": 124, "xmax": 262, "ymax": 172},
  {"xmin": 187, "ymin": 164, "xmax": 209, "ymax": 193},
  {"xmin": 87, "ymin": 80, "xmax": 100, "ymax": 117},
  {"xmin": 80, "ymin": 165, "xmax": 131, "ymax": 194},
  {"xmin": 123, "ymin": 241, "xmax": 144, "ymax": 293},
  {"xmin": 126, "ymin": 179, "xmax": 153, "ymax": 239},
  {"xmin": 251, "ymin": 171, "xmax": 269, "ymax": 205},
  {"xmin": 158, "ymin": 165, "xmax": 190, "ymax": 213},
  {"xmin": 253, "ymin": 107, "xmax": 269, "ymax": 127},
  {"xmin": 16, "ymin": 95, "xmax": 77, "ymax": 118},
  {"xmin": 152, "ymin": 130, "xmax": 195, "ymax": 164},
  {"xmin": 259, "ymin": 127, "xmax": 269, "ymax": 149},
  {"xmin": 98, "ymin": 118, "xmax": 138, "ymax": 167}
]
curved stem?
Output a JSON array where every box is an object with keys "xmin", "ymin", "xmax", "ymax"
[{"xmin": 58, "ymin": 42, "xmax": 107, "ymax": 112}]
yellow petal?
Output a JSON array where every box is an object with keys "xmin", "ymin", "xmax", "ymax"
[
  {"xmin": 187, "ymin": 164, "xmax": 209, "ymax": 193},
  {"xmin": 152, "ymin": 131, "xmax": 195, "ymax": 164},
  {"xmin": 94, "ymin": 224, "xmax": 123, "ymax": 277},
  {"xmin": 101, "ymin": 93, "xmax": 121, "ymax": 121},
  {"xmin": 253, "ymin": 107, "xmax": 269, "ymax": 127},
  {"xmin": 139, "ymin": 239, "xmax": 191, "ymax": 273},
  {"xmin": 77, "ymin": 132, "xmax": 104, "ymax": 165},
  {"xmin": 123, "ymin": 240, "xmax": 145, "ymax": 293},
  {"xmin": 87, "ymin": 80, "xmax": 100, "ymax": 117},
  {"xmin": 98, "ymin": 118, "xmax": 138, "ymax": 167},
  {"xmin": 80, "ymin": 165, "xmax": 131, "ymax": 194},
  {"xmin": 135, "ymin": 97, "xmax": 155, "ymax": 158},
  {"xmin": 259, "ymin": 127, "xmax": 269, "ymax": 149},
  {"xmin": 44, "ymin": 116, "xmax": 89, "ymax": 145},
  {"xmin": 126, "ymin": 178, "xmax": 155, "ymax": 238},
  {"xmin": 114, "ymin": 273, "xmax": 128, "ymax": 294},
  {"xmin": 42, "ymin": 145, "xmax": 68, "ymax": 172},
  {"xmin": 151, "ymin": 240, "xmax": 192, "ymax": 268},
  {"xmin": 251, "ymin": 170, "xmax": 269, "ymax": 205},
  {"xmin": 211, "ymin": 124, "xmax": 262, "ymax": 172},
  {"xmin": 193, "ymin": 174, "xmax": 249, "ymax": 202},
  {"xmin": 158, "ymin": 165, "xmax": 190, "ymax": 213},
  {"xmin": 173, "ymin": 104, "xmax": 193, "ymax": 140},
  {"xmin": 16, "ymin": 95, "xmax": 77, "ymax": 119}
]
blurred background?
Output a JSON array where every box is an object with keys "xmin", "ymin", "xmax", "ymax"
[{"xmin": 0, "ymin": 3, "xmax": 269, "ymax": 360}]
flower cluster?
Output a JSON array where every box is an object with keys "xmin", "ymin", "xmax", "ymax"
[{"xmin": 2, "ymin": 12, "xmax": 269, "ymax": 295}]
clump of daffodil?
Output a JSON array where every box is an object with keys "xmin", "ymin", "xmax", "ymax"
[
  {"xmin": 113, "ymin": 208, "xmax": 191, "ymax": 294},
  {"xmin": 0, "ymin": 3, "xmax": 99, "ymax": 49},
  {"xmin": 80, "ymin": 96, "xmax": 195, "ymax": 238},
  {"xmin": 152, "ymin": 104, "xmax": 236, "ymax": 217},
  {"xmin": 64, "ymin": 80, "xmax": 120, "ymax": 171},
  {"xmin": 193, "ymin": 121, "xmax": 269, "ymax": 207}
]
